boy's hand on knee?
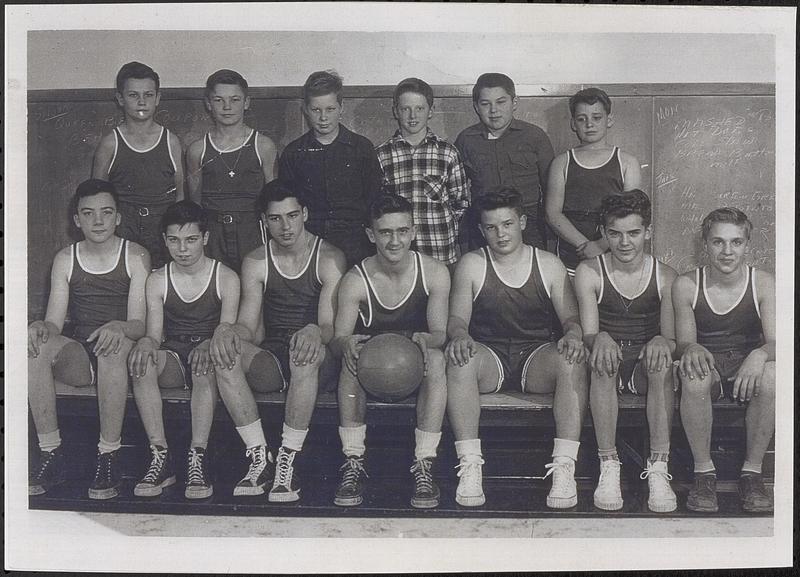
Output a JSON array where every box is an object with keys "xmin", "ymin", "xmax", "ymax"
[
  {"xmin": 446, "ymin": 335, "xmax": 476, "ymax": 367},
  {"xmin": 411, "ymin": 332, "xmax": 430, "ymax": 377},
  {"xmin": 88, "ymin": 321, "xmax": 127, "ymax": 356},
  {"xmin": 290, "ymin": 324, "xmax": 323, "ymax": 366},
  {"xmin": 28, "ymin": 320, "xmax": 51, "ymax": 357},
  {"xmin": 679, "ymin": 344, "xmax": 714, "ymax": 381},
  {"xmin": 589, "ymin": 332, "xmax": 620, "ymax": 375},
  {"xmin": 557, "ymin": 332, "xmax": 586, "ymax": 364},
  {"xmin": 343, "ymin": 335, "xmax": 370, "ymax": 376},
  {"xmin": 189, "ymin": 340, "xmax": 213, "ymax": 376},
  {"xmin": 641, "ymin": 336, "xmax": 672, "ymax": 373},
  {"xmin": 210, "ymin": 323, "xmax": 240, "ymax": 370},
  {"xmin": 732, "ymin": 349, "xmax": 767, "ymax": 402},
  {"xmin": 129, "ymin": 336, "xmax": 158, "ymax": 378}
]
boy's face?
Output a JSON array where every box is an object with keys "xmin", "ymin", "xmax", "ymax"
[
  {"xmin": 263, "ymin": 197, "xmax": 308, "ymax": 249},
  {"xmin": 116, "ymin": 78, "xmax": 160, "ymax": 122},
  {"xmin": 602, "ymin": 213, "xmax": 651, "ymax": 264},
  {"xmin": 474, "ymin": 87, "xmax": 517, "ymax": 135},
  {"xmin": 73, "ymin": 192, "xmax": 120, "ymax": 244},
  {"xmin": 163, "ymin": 223, "xmax": 208, "ymax": 267},
  {"xmin": 704, "ymin": 222, "xmax": 749, "ymax": 275},
  {"xmin": 479, "ymin": 207, "xmax": 526, "ymax": 256},
  {"xmin": 206, "ymin": 83, "xmax": 250, "ymax": 126},
  {"xmin": 304, "ymin": 93, "xmax": 343, "ymax": 139},
  {"xmin": 570, "ymin": 102, "xmax": 613, "ymax": 144},
  {"xmin": 366, "ymin": 211, "xmax": 416, "ymax": 264},
  {"xmin": 393, "ymin": 91, "xmax": 432, "ymax": 139}
]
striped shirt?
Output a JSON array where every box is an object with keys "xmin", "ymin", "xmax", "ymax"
[{"xmin": 376, "ymin": 130, "xmax": 469, "ymax": 264}]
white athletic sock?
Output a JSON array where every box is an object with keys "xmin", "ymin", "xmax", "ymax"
[
  {"xmin": 189, "ymin": 439, "xmax": 207, "ymax": 450},
  {"xmin": 97, "ymin": 436, "xmax": 121, "ymax": 454},
  {"xmin": 694, "ymin": 460, "xmax": 716, "ymax": 474},
  {"xmin": 414, "ymin": 428, "xmax": 442, "ymax": 461},
  {"xmin": 552, "ymin": 438, "xmax": 580, "ymax": 462},
  {"xmin": 598, "ymin": 447, "xmax": 620, "ymax": 462},
  {"xmin": 741, "ymin": 461, "xmax": 762, "ymax": 475},
  {"xmin": 455, "ymin": 438, "xmax": 482, "ymax": 461},
  {"xmin": 339, "ymin": 425, "xmax": 366, "ymax": 457},
  {"xmin": 281, "ymin": 423, "xmax": 308, "ymax": 452},
  {"xmin": 236, "ymin": 419, "xmax": 267, "ymax": 449},
  {"xmin": 38, "ymin": 429, "xmax": 62, "ymax": 452}
]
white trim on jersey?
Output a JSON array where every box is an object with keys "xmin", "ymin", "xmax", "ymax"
[
  {"xmin": 215, "ymin": 261, "xmax": 223, "ymax": 301},
  {"xmin": 208, "ymin": 128, "xmax": 254, "ymax": 153},
  {"xmin": 170, "ymin": 259, "xmax": 215, "ymax": 304},
  {"xmin": 269, "ymin": 236, "xmax": 317, "ymax": 280},
  {"xmin": 751, "ymin": 268, "xmax": 761, "ymax": 319},
  {"xmin": 254, "ymin": 131, "xmax": 263, "ymax": 167},
  {"xmin": 655, "ymin": 259, "xmax": 662, "ymax": 301},
  {"xmin": 262, "ymin": 244, "xmax": 270, "ymax": 294},
  {"xmin": 569, "ymin": 146, "xmax": 618, "ymax": 171},
  {"xmin": 702, "ymin": 265, "xmax": 750, "ymax": 316},
  {"xmin": 165, "ymin": 128, "xmax": 177, "ymax": 172},
  {"xmin": 355, "ymin": 263, "xmax": 373, "ymax": 328},
  {"xmin": 596, "ymin": 255, "xmax": 605, "ymax": 305},
  {"xmin": 691, "ymin": 268, "xmax": 700, "ymax": 310},
  {"xmin": 314, "ymin": 239, "xmax": 323, "ymax": 286},
  {"xmin": 534, "ymin": 248, "xmax": 551, "ymax": 300},
  {"xmin": 200, "ymin": 135, "xmax": 208, "ymax": 164},
  {"xmin": 123, "ymin": 240, "xmax": 131, "ymax": 279},
  {"xmin": 362, "ymin": 252, "xmax": 419, "ymax": 311},
  {"xmin": 488, "ymin": 244, "xmax": 532, "ymax": 289},
  {"xmin": 76, "ymin": 237, "xmax": 124, "ymax": 275},
  {"xmin": 67, "ymin": 245, "xmax": 75, "ymax": 283},
  {"xmin": 162, "ymin": 264, "xmax": 169, "ymax": 304},
  {"xmin": 117, "ymin": 125, "xmax": 164, "ymax": 154},
  {"xmin": 603, "ymin": 253, "xmax": 653, "ymax": 301},
  {"xmin": 472, "ymin": 249, "xmax": 488, "ymax": 303},
  {"xmin": 108, "ymin": 129, "xmax": 120, "ymax": 174},
  {"xmin": 418, "ymin": 253, "xmax": 430, "ymax": 296}
]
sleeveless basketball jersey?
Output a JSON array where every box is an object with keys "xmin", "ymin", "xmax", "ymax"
[
  {"xmin": 597, "ymin": 254, "xmax": 661, "ymax": 344},
  {"xmin": 68, "ymin": 239, "xmax": 131, "ymax": 341},
  {"xmin": 163, "ymin": 260, "xmax": 222, "ymax": 339},
  {"xmin": 470, "ymin": 246, "xmax": 556, "ymax": 347},
  {"xmin": 563, "ymin": 147, "xmax": 625, "ymax": 216},
  {"xmin": 200, "ymin": 129, "xmax": 264, "ymax": 212},
  {"xmin": 692, "ymin": 266, "xmax": 763, "ymax": 354},
  {"xmin": 262, "ymin": 236, "xmax": 323, "ymax": 336},
  {"xmin": 108, "ymin": 126, "xmax": 178, "ymax": 207},
  {"xmin": 355, "ymin": 252, "xmax": 429, "ymax": 336}
]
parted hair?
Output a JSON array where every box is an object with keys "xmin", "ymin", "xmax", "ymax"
[
  {"xmin": 701, "ymin": 207, "xmax": 753, "ymax": 240},
  {"xmin": 303, "ymin": 70, "xmax": 343, "ymax": 104},
  {"xmin": 160, "ymin": 200, "xmax": 208, "ymax": 234},
  {"xmin": 116, "ymin": 62, "xmax": 160, "ymax": 94},
  {"xmin": 474, "ymin": 186, "xmax": 523, "ymax": 216},
  {"xmin": 205, "ymin": 69, "xmax": 249, "ymax": 97},
  {"xmin": 259, "ymin": 179, "xmax": 307, "ymax": 213},
  {"xmin": 394, "ymin": 77, "xmax": 434, "ymax": 108},
  {"xmin": 368, "ymin": 193, "xmax": 414, "ymax": 225},
  {"xmin": 73, "ymin": 179, "xmax": 118, "ymax": 213},
  {"xmin": 472, "ymin": 73, "xmax": 516, "ymax": 102},
  {"xmin": 600, "ymin": 190, "xmax": 652, "ymax": 228},
  {"xmin": 569, "ymin": 87, "xmax": 612, "ymax": 116}
]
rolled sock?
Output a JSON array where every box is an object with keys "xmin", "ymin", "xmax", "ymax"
[
  {"xmin": 236, "ymin": 419, "xmax": 267, "ymax": 449},
  {"xmin": 455, "ymin": 439, "xmax": 482, "ymax": 461},
  {"xmin": 151, "ymin": 438, "xmax": 168, "ymax": 449},
  {"xmin": 190, "ymin": 439, "xmax": 208, "ymax": 450},
  {"xmin": 741, "ymin": 461, "xmax": 762, "ymax": 475},
  {"xmin": 414, "ymin": 428, "xmax": 442, "ymax": 461},
  {"xmin": 694, "ymin": 460, "xmax": 716, "ymax": 474},
  {"xmin": 98, "ymin": 436, "xmax": 121, "ymax": 454},
  {"xmin": 649, "ymin": 451, "xmax": 670, "ymax": 463},
  {"xmin": 38, "ymin": 429, "xmax": 62, "ymax": 452},
  {"xmin": 552, "ymin": 438, "xmax": 580, "ymax": 462},
  {"xmin": 598, "ymin": 448, "xmax": 619, "ymax": 462},
  {"xmin": 339, "ymin": 425, "xmax": 366, "ymax": 457},
  {"xmin": 281, "ymin": 423, "xmax": 309, "ymax": 452}
]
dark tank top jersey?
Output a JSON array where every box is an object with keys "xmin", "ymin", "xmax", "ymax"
[
  {"xmin": 163, "ymin": 260, "xmax": 222, "ymax": 339},
  {"xmin": 563, "ymin": 146, "xmax": 624, "ymax": 217},
  {"xmin": 262, "ymin": 236, "xmax": 323, "ymax": 337},
  {"xmin": 692, "ymin": 266, "xmax": 763, "ymax": 354},
  {"xmin": 201, "ymin": 129, "xmax": 264, "ymax": 212},
  {"xmin": 597, "ymin": 254, "xmax": 661, "ymax": 344},
  {"xmin": 355, "ymin": 251, "xmax": 429, "ymax": 336},
  {"xmin": 470, "ymin": 246, "xmax": 556, "ymax": 347},
  {"xmin": 68, "ymin": 239, "xmax": 131, "ymax": 341},
  {"xmin": 108, "ymin": 126, "xmax": 178, "ymax": 207}
]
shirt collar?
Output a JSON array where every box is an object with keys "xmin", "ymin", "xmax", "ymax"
[
  {"xmin": 303, "ymin": 124, "xmax": 356, "ymax": 147},
  {"xmin": 391, "ymin": 128, "xmax": 439, "ymax": 145},
  {"xmin": 466, "ymin": 118, "xmax": 524, "ymax": 139}
]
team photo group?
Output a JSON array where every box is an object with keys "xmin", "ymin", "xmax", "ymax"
[{"xmin": 27, "ymin": 60, "xmax": 776, "ymax": 518}]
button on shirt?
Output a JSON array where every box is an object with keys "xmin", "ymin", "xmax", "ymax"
[
  {"xmin": 376, "ymin": 129, "xmax": 469, "ymax": 265},
  {"xmin": 454, "ymin": 119, "xmax": 554, "ymax": 212}
]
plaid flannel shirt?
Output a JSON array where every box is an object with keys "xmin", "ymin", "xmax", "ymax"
[{"xmin": 375, "ymin": 130, "xmax": 469, "ymax": 264}]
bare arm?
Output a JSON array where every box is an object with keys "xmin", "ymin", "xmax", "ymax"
[
  {"xmin": 233, "ymin": 249, "xmax": 266, "ymax": 343},
  {"xmin": 620, "ymin": 151, "xmax": 643, "ymax": 191},
  {"xmin": 573, "ymin": 260, "xmax": 601, "ymax": 347},
  {"xmin": 315, "ymin": 243, "xmax": 348, "ymax": 345},
  {"xmin": 657, "ymin": 263, "xmax": 679, "ymax": 348},
  {"xmin": 444, "ymin": 251, "xmax": 481, "ymax": 366},
  {"xmin": 91, "ymin": 132, "xmax": 116, "ymax": 180},
  {"xmin": 185, "ymin": 138, "xmax": 205, "ymax": 204},
  {"xmin": 168, "ymin": 131, "xmax": 185, "ymax": 202},
  {"xmin": 127, "ymin": 269, "xmax": 165, "ymax": 378},
  {"xmin": 540, "ymin": 251, "xmax": 585, "ymax": 362},
  {"xmin": 218, "ymin": 265, "xmax": 241, "ymax": 326},
  {"xmin": 257, "ymin": 132, "xmax": 278, "ymax": 183},
  {"xmin": 754, "ymin": 270, "xmax": 775, "ymax": 361},
  {"xmin": 672, "ymin": 273, "xmax": 699, "ymax": 357},
  {"xmin": 419, "ymin": 257, "xmax": 450, "ymax": 350},
  {"xmin": 121, "ymin": 243, "xmax": 150, "ymax": 340},
  {"xmin": 544, "ymin": 153, "xmax": 590, "ymax": 250},
  {"xmin": 42, "ymin": 248, "xmax": 73, "ymax": 334},
  {"xmin": 331, "ymin": 269, "xmax": 369, "ymax": 374}
]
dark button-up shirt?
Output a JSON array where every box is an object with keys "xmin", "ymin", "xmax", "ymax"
[{"xmin": 455, "ymin": 118, "xmax": 554, "ymax": 213}]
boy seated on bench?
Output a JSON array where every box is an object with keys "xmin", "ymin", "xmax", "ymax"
[
  {"xmin": 445, "ymin": 186, "xmax": 588, "ymax": 508},
  {"xmin": 672, "ymin": 208, "xmax": 775, "ymax": 513},
  {"xmin": 28, "ymin": 179, "xmax": 149, "ymax": 499},
  {"xmin": 127, "ymin": 200, "xmax": 240, "ymax": 499}
]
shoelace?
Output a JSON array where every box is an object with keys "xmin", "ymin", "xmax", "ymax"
[
  {"xmin": 339, "ymin": 457, "xmax": 368, "ymax": 488},
  {"xmin": 95, "ymin": 452, "xmax": 113, "ymax": 480},
  {"xmin": 535, "ymin": 461, "xmax": 570, "ymax": 481},
  {"xmin": 455, "ymin": 459, "xmax": 484, "ymax": 489},
  {"xmin": 243, "ymin": 446, "xmax": 267, "ymax": 483},
  {"xmin": 35, "ymin": 451, "xmax": 56, "ymax": 479},
  {"xmin": 142, "ymin": 447, "xmax": 167, "ymax": 483},
  {"xmin": 640, "ymin": 464, "xmax": 673, "ymax": 481},
  {"xmin": 274, "ymin": 449, "xmax": 296, "ymax": 487},
  {"xmin": 410, "ymin": 459, "xmax": 434, "ymax": 493},
  {"xmin": 187, "ymin": 450, "xmax": 206, "ymax": 485}
]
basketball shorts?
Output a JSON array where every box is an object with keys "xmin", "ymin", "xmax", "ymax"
[
  {"xmin": 710, "ymin": 348, "xmax": 752, "ymax": 401},
  {"xmin": 615, "ymin": 341, "xmax": 648, "ymax": 395},
  {"xmin": 249, "ymin": 337, "xmax": 340, "ymax": 393},
  {"xmin": 51, "ymin": 338, "xmax": 97, "ymax": 387},
  {"xmin": 160, "ymin": 338, "xmax": 210, "ymax": 389},
  {"xmin": 482, "ymin": 340, "xmax": 550, "ymax": 393}
]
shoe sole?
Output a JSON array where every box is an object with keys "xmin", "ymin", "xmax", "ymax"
[
  {"xmin": 185, "ymin": 486, "xmax": 214, "ymax": 500},
  {"xmin": 334, "ymin": 495, "xmax": 363, "ymax": 507},
  {"xmin": 547, "ymin": 495, "xmax": 578, "ymax": 509},
  {"xmin": 686, "ymin": 501, "xmax": 719, "ymax": 513},
  {"xmin": 594, "ymin": 498, "xmax": 624, "ymax": 511},
  {"xmin": 411, "ymin": 497, "xmax": 440, "ymax": 509},
  {"xmin": 648, "ymin": 498, "xmax": 678, "ymax": 513},
  {"xmin": 268, "ymin": 488, "xmax": 301, "ymax": 503},
  {"xmin": 741, "ymin": 503, "xmax": 773, "ymax": 513},
  {"xmin": 233, "ymin": 484, "xmax": 266, "ymax": 497},
  {"xmin": 88, "ymin": 486, "xmax": 121, "ymax": 500},
  {"xmin": 134, "ymin": 475, "xmax": 177, "ymax": 497},
  {"xmin": 29, "ymin": 485, "xmax": 46, "ymax": 496},
  {"xmin": 456, "ymin": 494, "xmax": 486, "ymax": 507}
]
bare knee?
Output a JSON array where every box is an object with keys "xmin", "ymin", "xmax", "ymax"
[
  {"xmin": 680, "ymin": 373, "xmax": 714, "ymax": 399},
  {"xmin": 590, "ymin": 370, "xmax": 617, "ymax": 393},
  {"xmin": 757, "ymin": 361, "xmax": 775, "ymax": 401},
  {"xmin": 425, "ymin": 349, "xmax": 446, "ymax": 384}
]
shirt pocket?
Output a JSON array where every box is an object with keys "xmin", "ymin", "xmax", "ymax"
[
  {"xmin": 422, "ymin": 174, "xmax": 445, "ymax": 202},
  {"xmin": 509, "ymin": 148, "xmax": 538, "ymax": 171}
]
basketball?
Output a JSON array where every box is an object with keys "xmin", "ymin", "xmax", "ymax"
[{"xmin": 357, "ymin": 333, "xmax": 424, "ymax": 402}]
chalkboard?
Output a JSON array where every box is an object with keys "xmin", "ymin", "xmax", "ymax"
[{"xmin": 651, "ymin": 96, "xmax": 775, "ymax": 273}]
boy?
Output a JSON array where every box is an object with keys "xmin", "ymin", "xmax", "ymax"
[
  {"xmin": 574, "ymin": 191, "xmax": 678, "ymax": 512},
  {"xmin": 210, "ymin": 180, "xmax": 346, "ymax": 502},
  {"xmin": 545, "ymin": 87, "xmax": 642, "ymax": 274},
  {"xmin": 445, "ymin": 187, "xmax": 587, "ymax": 508},
  {"xmin": 92, "ymin": 61, "xmax": 184, "ymax": 268},
  {"xmin": 455, "ymin": 73, "xmax": 554, "ymax": 251},
  {"xmin": 376, "ymin": 78, "xmax": 469, "ymax": 266},
  {"xmin": 332, "ymin": 194, "xmax": 450, "ymax": 508},
  {"xmin": 127, "ymin": 200, "xmax": 240, "ymax": 500},
  {"xmin": 28, "ymin": 179, "xmax": 149, "ymax": 499},
  {"xmin": 278, "ymin": 70, "xmax": 384, "ymax": 267},
  {"xmin": 186, "ymin": 69, "xmax": 277, "ymax": 272},
  {"xmin": 673, "ymin": 208, "xmax": 775, "ymax": 513}
]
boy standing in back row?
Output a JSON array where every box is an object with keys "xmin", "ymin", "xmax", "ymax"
[
  {"xmin": 376, "ymin": 78, "xmax": 469, "ymax": 266},
  {"xmin": 93, "ymin": 61, "xmax": 185, "ymax": 268},
  {"xmin": 455, "ymin": 73, "xmax": 554, "ymax": 251}
]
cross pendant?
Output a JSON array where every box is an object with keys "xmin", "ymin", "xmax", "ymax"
[{"xmin": 228, "ymin": 170, "xmax": 236, "ymax": 178}]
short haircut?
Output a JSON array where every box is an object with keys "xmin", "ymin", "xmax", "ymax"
[
  {"xmin": 701, "ymin": 207, "xmax": 753, "ymax": 240},
  {"xmin": 394, "ymin": 77, "xmax": 434, "ymax": 108},
  {"xmin": 569, "ymin": 87, "xmax": 612, "ymax": 116},
  {"xmin": 368, "ymin": 194, "xmax": 413, "ymax": 225},
  {"xmin": 473, "ymin": 186, "xmax": 523, "ymax": 217},
  {"xmin": 205, "ymin": 69, "xmax": 249, "ymax": 98},
  {"xmin": 160, "ymin": 200, "xmax": 208, "ymax": 235},
  {"xmin": 600, "ymin": 190, "xmax": 652, "ymax": 228},
  {"xmin": 259, "ymin": 179, "xmax": 307, "ymax": 213},
  {"xmin": 115, "ymin": 61, "xmax": 160, "ymax": 94},
  {"xmin": 472, "ymin": 73, "xmax": 516, "ymax": 102},
  {"xmin": 73, "ymin": 179, "xmax": 118, "ymax": 213},
  {"xmin": 303, "ymin": 70, "xmax": 343, "ymax": 104}
]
